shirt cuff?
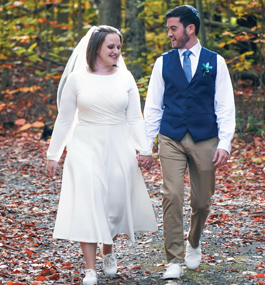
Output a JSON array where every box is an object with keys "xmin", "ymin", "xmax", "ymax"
[
  {"xmin": 217, "ymin": 140, "xmax": 231, "ymax": 154},
  {"xmin": 139, "ymin": 149, "xmax": 153, "ymax": 156}
]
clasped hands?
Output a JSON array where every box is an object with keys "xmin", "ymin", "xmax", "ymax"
[{"xmin": 137, "ymin": 154, "xmax": 153, "ymax": 170}]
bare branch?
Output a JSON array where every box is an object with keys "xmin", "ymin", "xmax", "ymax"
[{"xmin": 38, "ymin": 55, "xmax": 66, "ymax": 67}]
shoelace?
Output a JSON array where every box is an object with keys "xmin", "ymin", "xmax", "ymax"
[
  {"xmin": 104, "ymin": 254, "xmax": 116, "ymax": 267},
  {"xmin": 104, "ymin": 253, "xmax": 116, "ymax": 266},
  {"xmin": 85, "ymin": 269, "xmax": 96, "ymax": 277},
  {"xmin": 166, "ymin": 263, "xmax": 181, "ymax": 269}
]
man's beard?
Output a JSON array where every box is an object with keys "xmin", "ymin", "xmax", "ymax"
[{"xmin": 172, "ymin": 29, "xmax": 190, "ymax": 49}]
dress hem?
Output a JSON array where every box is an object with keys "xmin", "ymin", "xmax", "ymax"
[{"xmin": 53, "ymin": 227, "xmax": 157, "ymax": 244}]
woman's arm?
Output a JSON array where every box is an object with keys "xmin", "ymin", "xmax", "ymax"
[{"xmin": 46, "ymin": 72, "xmax": 78, "ymax": 165}]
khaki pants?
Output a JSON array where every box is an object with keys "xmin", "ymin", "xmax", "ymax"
[{"xmin": 158, "ymin": 132, "xmax": 218, "ymax": 263}]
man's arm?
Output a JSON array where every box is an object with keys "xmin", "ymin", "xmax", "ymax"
[
  {"xmin": 214, "ymin": 55, "xmax": 236, "ymax": 166},
  {"xmin": 144, "ymin": 56, "xmax": 165, "ymax": 149}
]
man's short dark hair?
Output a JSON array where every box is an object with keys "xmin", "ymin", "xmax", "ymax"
[{"xmin": 165, "ymin": 6, "xmax": 200, "ymax": 36}]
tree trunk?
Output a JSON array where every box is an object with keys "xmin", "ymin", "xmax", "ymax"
[
  {"xmin": 44, "ymin": 5, "xmax": 54, "ymax": 102},
  {"xmin": 77, "ymin": 0, "xmax": 82, "ymax": 42},
  {"xmin": 196, "ymin": 0, "xmax": 207, "ymax": 47},
  {"xmin": 258, "ymin": 0, "xmax": 264, "ymax": 108},
  {"xmin": 54, "ymin": 0, "xmax": 69, "ymax": 35},
  {"xmin": 1, "ymin": 0, "xmax": 9, "ymax": 101},
  {"xmin": 98, "ymin": 0, "xmax": 121, "ymax": 29},
  {"xmin": 124, "ymin": 0, "xmax": 146, "ymax": 80}
]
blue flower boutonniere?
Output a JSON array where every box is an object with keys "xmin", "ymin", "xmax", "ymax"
[{"xmin": 201, "ymin": 62, "xmax": 213, "ymax": 76}]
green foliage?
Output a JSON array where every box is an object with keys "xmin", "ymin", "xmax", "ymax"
[
  {"xmin": 0, "ymin": 0, "xmax": 264, "ymax": 137},
  {"xmin": 246, "ymin": 116, "xmax": 264, "ymax": 134},
  {"xmin": 236, "ymin": 115, "xmax": 265, "ymax": 138},
  {"xmin": 137, "ymin": 75, "xmax": 151, "ymax": 101}
]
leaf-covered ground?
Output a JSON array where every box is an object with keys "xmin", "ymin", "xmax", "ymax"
[{"xmin": 0, "ymin": 132, "xmax": 264, "ymax": 285}]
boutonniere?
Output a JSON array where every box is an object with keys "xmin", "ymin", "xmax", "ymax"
[{"xmin": 201, "ymin": 62, "xmax": 213, "ymax": 76}]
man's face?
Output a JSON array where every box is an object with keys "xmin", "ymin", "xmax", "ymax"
[{"xmin": 166, "ymin": 17, "xmax": 190, "ymax": 49}]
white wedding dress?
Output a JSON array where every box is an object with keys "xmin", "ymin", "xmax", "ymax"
[{"xmin": 47, "ymin": 66, "xmax": 157, "ymax": 244}]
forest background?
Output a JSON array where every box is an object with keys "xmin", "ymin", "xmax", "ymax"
[
  {"xmin": 0, "ymin": 0, "xmax": 264, "ymax": 139},
  {"xmin": 0, "ymin": 1, "xmax": 265, "ymax": 284}
]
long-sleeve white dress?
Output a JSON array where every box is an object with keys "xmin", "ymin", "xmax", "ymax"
[{"xmin": 47, "ymin": 67, "xmax": 157, "ymax": 244}]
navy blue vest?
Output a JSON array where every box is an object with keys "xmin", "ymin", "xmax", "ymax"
[{"xmin": 160, "ymin": 47, "xmax": 218, "ymax": 142}]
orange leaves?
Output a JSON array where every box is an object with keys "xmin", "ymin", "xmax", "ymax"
[
  {"xmin": 249, "ymin": 273, "xmax": 265, "ymax": 280},
  {"xmin": 36, "ymin": 265, "xmax": 60, "ymax": 281},
  {"xmin": 4, "ymin": 86, "xmax": 41, "ymax": 96},
  {"xmin": 32, "ymin": 121, "xmax": 45, "ymax": 128},
  {"xmin": 6, "ymin": 279, "xmax": 25, "ymax": 284},
  {"xmin": 43, "ymin": 0, "xmax": 60, "ymax": 5},
  {"xmin": 18, "ymin": 123, "xmax": 31, "ymax": 131},
  {"xmin": 219, "ymin": 213, "xmax": 229, "ymax": 222},
  {"xmin": 35, "ymin": 276, "xmax": 46, "ymax": 281},
  {"xmin": 44, "ymin": 261, "xmax": 51, "ymax": 267},
  {"xmin": 48, "ymin": 273, "xmax": 60, "ymax": 280},
  {"xmin": 207, "ymin": 213, "xmax": 230, "ymax": 225},
  {"xmin": 222, "ymin": 31, "xmax": 234, "ymax": 36},
  {"xmin": 0, "ymin": 63, "xmax": 12, "ymax": 69},
  {"xmin": 62, "ymin": 266, "xmax": 73, "ymax": 269},
  {"xmin": 18, "ymin": 86, "xmax": 42, "ymax": 93},
  {"xmin": 17, "ymin": 121, "xmax": 45, "ymax": 132},
  {"xmin": 0, "ymin": 54, "xmax": 8, "ymax": 60},
  {"xmin": 0, "ymin": 103, "xmax": 5, "ymax": 112},
  {"xmin": 38, "ymin": 18, "xmax": 47, "ymax": 23},
  {"xmin": 24, "ymin": 250, "xmax": 36, "ymax": 257},
  {"xmin": 15, "ymin": 119, "xmax": 26, "ymax": 126},
  {"xmin": 253, "ymin": 217, "xmax": 263, "ymax": 222},
  {"xmin": 0, "ymin": 135, "xmax": 265, "ymax": 283}
]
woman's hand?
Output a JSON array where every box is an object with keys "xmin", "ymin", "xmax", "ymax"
[
  {"xmin": 137, "ymin": 155, "xmax": 153, "ymax": 170},
  {"xmin": 46, "ymin": 160, "xmax": 57, "ymax": 177}
]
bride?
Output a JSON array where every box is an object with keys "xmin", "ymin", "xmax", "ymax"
[{"xmin": 46, "ymin": 25, "xmax": 157, "ymax": 285}]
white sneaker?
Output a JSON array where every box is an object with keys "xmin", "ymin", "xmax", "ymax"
[
  {"xmin": 83, "ymin": 269, "xmax": 97, "ymax": 285},
  {"xmin": 163, "ymin": 263, "xmax": 183, "ymax": 279},
  {"xmin": 103, "ymin": 253, "xmax": 117, "ymax": 277},
  {"xmin": 184, "ymin": 240, "xmax": 202, "ymax": 270}
]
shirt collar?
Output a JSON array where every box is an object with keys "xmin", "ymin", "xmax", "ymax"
[{"xmin": 179, "ymin": 40, "xmax": 201, "ymax": 58}]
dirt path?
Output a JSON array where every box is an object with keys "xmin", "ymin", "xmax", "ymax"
[{"xmin": 0, "ymin": 134, "xmax": 264, "ymax": 284}]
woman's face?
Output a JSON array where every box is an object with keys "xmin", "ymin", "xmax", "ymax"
[{"xmin": 97, "ymin": 33, "xmax": 122, "ymax": 67}]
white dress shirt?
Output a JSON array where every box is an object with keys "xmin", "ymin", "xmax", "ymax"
[{"xmin": 144, "ymin": 41, "xmax": 235, "ymax": 153}]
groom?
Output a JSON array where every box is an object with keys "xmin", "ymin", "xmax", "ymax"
[{"xmin": 144, "ymin": 5, "xmax": 235, "ymax": 279}]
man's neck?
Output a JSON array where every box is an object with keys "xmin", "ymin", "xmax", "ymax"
[{"xmin": 185, "ymin": 37, "xmax": 198, "ymax": 50}]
